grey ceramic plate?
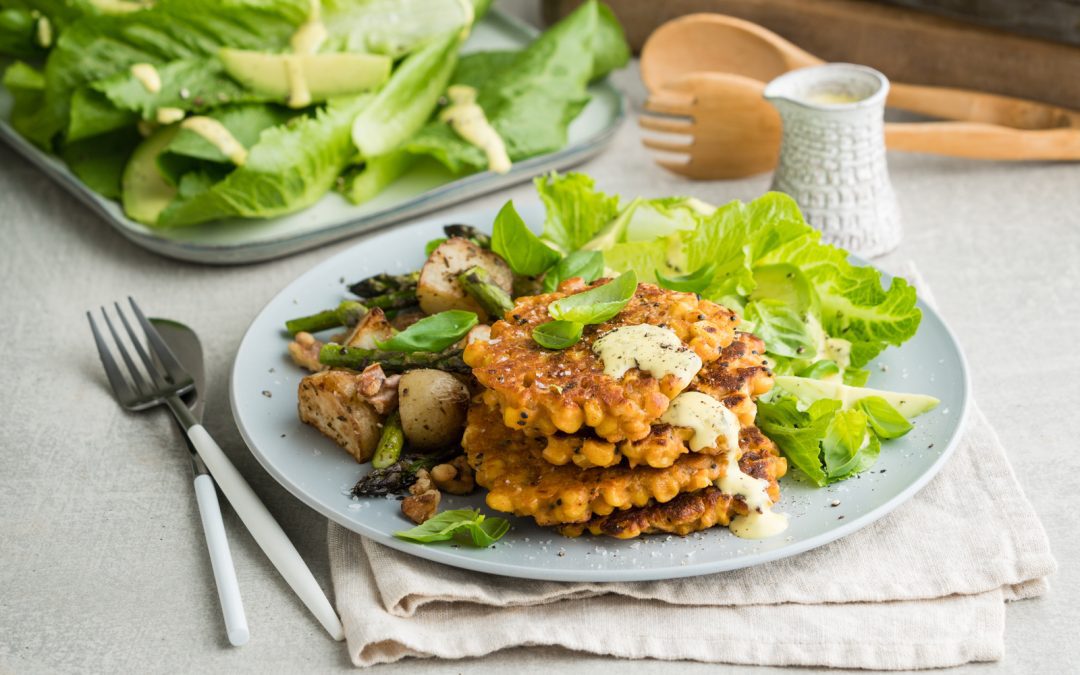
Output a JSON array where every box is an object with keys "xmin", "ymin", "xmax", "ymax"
[
  {"xmin": 230, "ymin": 201, "xmax": 970, "ymax": 582},
  {"xmin": 0, "ymin": 11, "xmax": 624, "ymax": 265}
]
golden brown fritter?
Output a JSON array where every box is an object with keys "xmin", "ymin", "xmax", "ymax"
[
  {"xmin": 462, "ymin": 401, "xmax": 727, "ymax": 526},
  {"xmin": 463, "ymin": 280, "xmax": 738, "ymax": 443},
  {"xmin": 559, "ymin": 426, "xmax": 787, "ymax": 538},
  {"xmin": 535, "ymin": 331, "xmax": 776, "ymax": 469}
]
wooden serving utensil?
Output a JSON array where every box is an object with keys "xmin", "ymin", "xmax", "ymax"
[
  {"xmin": 641, "ymin": 72, "xmax": 1080, "ymax": 180},
  {"xmin": 641, "ymin": 13, "xmax": 1080, "ymax": 131}
]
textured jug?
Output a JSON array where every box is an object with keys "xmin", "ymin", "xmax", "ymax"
[{"xmin": 765, "ymin": 64, "xmax": 902, "ymax": 257}]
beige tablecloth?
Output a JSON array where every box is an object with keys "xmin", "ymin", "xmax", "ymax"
[{"xmin": 328, "ymin": 271, "xmax": 1056, "ymax": 669}]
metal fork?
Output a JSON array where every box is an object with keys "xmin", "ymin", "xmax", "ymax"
[{"xmin": 88, "ymin": 298, "xmax": 345, "ymax": 642}]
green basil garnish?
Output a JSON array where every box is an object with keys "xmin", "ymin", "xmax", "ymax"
[
  {"xmin": 375, "ymin": 310, "xmax": 477, "ymax": 353},
  {"xmin": 394, "ymin": 509, "xmax": 510, "ymax": 547},
  {"xmin": 547, "ymin": 270, "xmax": 637, "ymax": 324},
  {"xmin": 532, "ymin": 320, "xmax": 584, "ymax": 349},
  {"xmin": 542, "ymin": 250, "xmax": 605, "ymax": 292},
  {"xmin": 856, "ymin": 396, "xmax": 914, "ymax": 439},
  {"xmin": 491, "ymin": 200, "xmax": 561, "ymax": 277},
  {"xmin": 656, "ymin": 262, "xmax": 716, "ymax": 293}
]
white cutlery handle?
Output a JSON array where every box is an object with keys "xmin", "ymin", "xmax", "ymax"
[
  {"xmin": 187, "ymin": 424, "xmax": 345, "ymax": 641},
  {"xmin": 193, "ymin": 474, "xmax": 250, "ymax": 647}
]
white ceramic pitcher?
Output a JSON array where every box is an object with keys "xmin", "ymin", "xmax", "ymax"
[{"xmin": 765, "ymin": 64, "xmax": 902, "ymax": 257}]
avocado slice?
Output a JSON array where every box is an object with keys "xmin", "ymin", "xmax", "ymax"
[
  {"xmin": 122, "ymin": 126, "xmax": 179, "ymax": 226},
  {"xmin": 219, "ymin": 48, "xmax": 391, "ymax": 107},
  {"xmin": 774, "ymin": 375, "xmax": 940, "ymax": 420}
]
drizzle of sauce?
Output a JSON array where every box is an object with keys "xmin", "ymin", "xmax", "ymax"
[
  {"xmin": 131, "ymin": 63, "xmax": 161, "ymax": 94},
  {"xmin": 284, "ymin": 57, "xmax": 311, "ymax": 108},
  {"xmin": 660, "ymin": 391, "xmax": 788, "ymax": 539},
  {"xmin": 35, "ymin": 16, "xmax": 52, "ymax": 48},
  {"xmin": 291, "ymin": 0, "xmax": 327, "ymax": 55},
  {"xmin": 592, "ymin": 324, "xmax": 702, "ymax": 389},
  {"xmin": 180, "ymin": 116, "xmax": 248, "ymax": 166},
  {"xmin": 439, "ymin": 85, "xmax": 511, "ymax": 174},
  {"xmin": 155, "ymin": 107, "xmax": 185, "ymax": 125}
]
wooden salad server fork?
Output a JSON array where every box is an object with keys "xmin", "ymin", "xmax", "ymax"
[
  {"xmin": 641, "ymin": 72, "xmax": 1080, "ymax": 180},
  {"xmin": 641, "ymin": 13, "xmax": 1080, "ymax": 131}
]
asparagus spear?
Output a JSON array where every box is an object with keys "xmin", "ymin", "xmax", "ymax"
[
  {"xmin": 348, "ymin": 271, "xmax": 419, "ymax": 298},
  {"xmin": 351, "ymin": 450, "xmax": 459, "ymax": 497},
  {"xmin": 285, "ymin": 290, "xmax": 418, "ymax": 334},
  {"xmin": 361, "ymin": 288, "xmax": 417, "ymax": 310},
  {"xmin": 443, "ymin": 224, "xmax": 491, "ymax": 249},
  {"xmin": 318, "ymin": 344, "xmax": 470, "ymax": 373},
  {"xmin": 371, "ymin": 410, "xmax": 404, "ymax": 469},
  {"xmin": 285, "ymin": 300, "xmax": 368, "ymax": 335},
  {"xmin": 458, "ymin": 265, "xmax": 513, "ymax": 319}
]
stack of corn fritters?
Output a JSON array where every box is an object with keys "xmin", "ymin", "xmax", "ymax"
[{"xmin": 461, "ymin": 280, "xmax": 788, "ymax": 539}]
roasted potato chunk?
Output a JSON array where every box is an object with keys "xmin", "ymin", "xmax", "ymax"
[
  {"xmin": 417, "ymin": 237, "xmax": 513, "ymax": 321},
  {"xmin": 398, "ymin": 369, "xmax": 470, "ymax": 449}
]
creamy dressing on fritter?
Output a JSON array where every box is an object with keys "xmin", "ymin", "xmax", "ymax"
[
  {"xmin": 439, "ymin": 85, "xmax": 511, "ymax": 174},
  {"xmin": 180, "ymin": 116, "xmax": 248, "ymax": 165},
  {"xmin": 592, "ymin": 324, "xmax": 702, "ymax": 389},
  {"xmin": 131, "ymin": 63, "xmax": 161, "ymax": 94},
  {"xmin": 660, "ymin": 391, "xmax": 788, "ymax": 539}
]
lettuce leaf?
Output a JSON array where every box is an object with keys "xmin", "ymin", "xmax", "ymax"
[
  {"xmin": 17, "ymin": 0, "xmax": 309, "ymax": 148},
  {"xmin": 535, "ymin": 172, "xmax": 620, "ymax": 254},
  {"xmin": 155, "ymin": 94, "xmax": 370, "ymax": 226},
  {"xmin": 405, "ymin": 0, "xmax": 629, "ymax": 174}
]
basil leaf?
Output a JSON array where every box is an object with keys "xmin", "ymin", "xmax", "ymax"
[
  {"xmin": 491, "ymin": 200, "xmax": 561, "ymax": 277},
  {"xmin": 532, "ymin": 320, "xmax": 584, "ymax": 349},
  {"xmin": 394, "ymin": 508, "xmax": 510, "ymax": 548},
  {"xmin": 547, "ymin": 270, "xmax": 637, "ymax": 324},
  {"xmin": 468, "ymin": 516, "xmax": 511, "ymax": 547},
  {"xmin": 375, "ymin": 310, "xmax": 477, "ymax": 352},
  {"xmin": 542, "ymin": 250, "xmax": 604, "ymax": 293},
  {"xmin": 797, "ymin": 359, "xmax": 840, "ymax": 380},
  {"xmin": 656, "ymin": 262, "xmax": 716, "ymax": 293},
  {"xmin": 394, "ymin": 509, "xmax": 480, "ymax": 543},
  {"xmin": 857, "ymin": 396, "xmax": 914, "ymax": 439},
  {"xmin": 425, "ymin": 237, "xmax": 447, "ymax": 256}
]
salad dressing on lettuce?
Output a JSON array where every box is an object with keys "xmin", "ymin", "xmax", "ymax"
[
  {"xmin": 180, "ymin": 117, "xmax": 248, "ymax": 166},
  {"xmin": 439, "ymin": 85, "xmax": 511, "ymax": 174},
  {"xmin": 285, "ymin": 0, "xmax": 327, "ymax": 107},
  {"xmin": 592, "ymin": 324, "xmax": 702, "ymax": 389},
  {"xmin": 130, "ymin": 63, "xmax": 161, "ymax": 94},
  {"xmin": 661, "ymin": 392, "xmax": 788, "ymax": 539}
]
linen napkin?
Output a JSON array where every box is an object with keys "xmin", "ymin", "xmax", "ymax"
[{"xmin": 327, "ymin": 268, "xmax": 1055, "ymax": 669}]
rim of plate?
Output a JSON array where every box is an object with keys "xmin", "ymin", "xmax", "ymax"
[{"xmin": 229, "ymin": 205, "xmax": 971, "ymax": 582}]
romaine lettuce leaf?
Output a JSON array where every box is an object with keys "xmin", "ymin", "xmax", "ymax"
[
  {"xmin": 155, "ymin": 94, "xmax": 370, "ymax": 226},
  {"xmin": 756, "ymin": 397, "xmax": 839, "ymax": 487},
  {"xmin": 758, "ymin": 232, "xmax": 921, "ymax": 367},
  {"xmin": 17, "ymin": 0, "xmax": 309, "ymax": 148},
  {"xmin": 322, "ymin": 0, "xmax": 478, "ymax": 57},
  {"xmin": 535, "ymin": 172, "xmax": 620, "ymax": 254},
  {"xmin": 60, "ymin": 126, "xmax": 141, "ymax": 198},
  {"xmin": 742, "ymin": 299, "xmax": 816, "ymax": 359},
  {"xmin": 0, "ymin": 8, "xmax": 44, "ymax": 59},
  {"xmin": 405, "ymin": 0, "xmax": 629, "ymax": 174}
]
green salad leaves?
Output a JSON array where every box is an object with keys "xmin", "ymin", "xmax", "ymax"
[
  {"xmin": 395, "ymin": 509, "xmax": 510, "ymax": 547},
  {"xmin": 2, "ymin": 0, "xmax": 630, "ymax": 227}
]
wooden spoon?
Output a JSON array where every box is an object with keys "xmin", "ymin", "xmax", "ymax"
[
  {"xmin": 641, "ymin": 13, "xmax": 1080, "ymax": 131},
  {"xmin": 641, "ymin": 72, "xmax": 1080, "ymax": 179}
]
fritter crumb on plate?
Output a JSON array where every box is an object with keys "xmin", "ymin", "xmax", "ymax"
[{"xmin": 463, "ymin": 280, "xmax": 738, "ymax": 443}]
